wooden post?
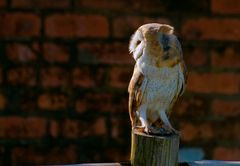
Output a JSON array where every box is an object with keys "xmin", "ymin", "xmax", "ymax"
[{"xmin": 130, "ymin": 130, "xmax": 180, "ymax": 166}]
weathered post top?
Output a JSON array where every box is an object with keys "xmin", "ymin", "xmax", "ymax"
[{"xmin": 131, "ymin": 130, "xmax": 179, "ymax": 166}]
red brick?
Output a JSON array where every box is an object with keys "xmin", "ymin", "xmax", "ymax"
[
  {"xmin": 184, "ymin": 47, "xmax": 208, "ymax": 67},
  {"xmin": 0, "ymin": 13, "xmax": 40, "ymax": 38},
  {"xmin": 173, "ymin": 98, "xmax": 189, "ymax": 116},
  {"xmin": 92, "ymin": 68, "xmax": 106, "ymax": 87},
  {"xmin": 38, "ymin": 93, "xmax": 68, "ymax": 110},
  {"xmin": 12, "ymin": 0, "xmax": 70, "ymax": 8},
  {"xmin": 111, "ymin": 118, "xmax": 130, "ymax": 142},
  {"xmin": 76, "ymin": 93, "xmax": 113, "ymax": 113},
  {"xmin": 110, "ymin": 67, "xmax": 132, "ymax": 88},
  {"xmin": 0, "ymin": 0, "xmax": 5, "ymax": 7},
  {"xmin": 45, "ymin": 14, "xmax": 109, "ymax": 38},
  {"xmin": 111, "ymin": 119, "xmax": 120, "ymax": 139},
  {"xmin": 141, "ymin": 0, "xmax": 209, "ymax": 13},
  {"xmin": 180, "ymin": 123, "xmax": 198, "ymax": 141},
  {"xmin": 212, "ymin": 100, "xmax": 240, "ymax": 117},
  {"xmin": 180, "ymin": 123, "xmax": 214, "ymax": 141},
  {"xmin": 187, "ymin": 72, "xmax": 240, "ymax": 94},
  {"xmin": 211, "ymin": 0, "xmax": 240, "ymax": 14},
  {"xmin": 0, "ymin": 94, "xmax": 6, "ymax": 110},
  {"xmin": 72, "ymin": 68, "xmax": 95, "ymax": 88},
  {"xmin": 6, "ymin": 43, "xmax": 37, "ymax": 63},
  {"xmin": 140, "ymin": 0, "xmax": 167, "ymax": 13},
  {"xmin": 12, "ymin": 146, "xmax": 77, "ymax": 165},
  {"xmin": 78, "ymin": 43, "xmax": 134, "ymax": 65},
  {"xmin": 113, "ymin": 16, "xmax": 171, "ymax": 38},
  {"xmin": 75, "ymin": 100, "xmax": 87, "ymax": 113},
  {"xmin": 0, "ymin": 67, "xmax": 2, "ymax": 84},
  {"xmin": 88, "ymin": 93, "xmax": 114, "ymax": 112},
  {"xmin": 43, "ymin": 43, "xmax": 70, "ymax": 63},
  {"xmin": 49, "ymin": 120, "xmax": 59, "ymax": 138},
  {"xmin": 72, "ymin": 67, "xmax": 106, "ymax": 88},
  {"xmin": 174, "ymin": 97, "xmax": 208, "ymax": 117},
  {"xmin": 76, "ymin": 0, "xmax": 140, "ymax": 10},
  {"xmin": 19, "ymin": 90, "xmax": 38, "ymax": 112},
  {"xmin": 211, "ymin": 47, "xmax": 240, "ymax": 68},
  {"xmin": 104, "ymin": 148, "xmax": 130, "ymax": 162},
  {"xmin": 182, "ymin": 18, "xmax": 240, "ymax": 41},
  {"xmin": 41, "ymin": 67, "xmax": 68, "ymax": 88},
  {"xmin": 93, "ymin": 118, "xmax": 106, "ymax": 135},
  {"xmin": 85, "ymin": 93, "xmax": 113, "ymax": 111},
  {"xmin": 214, "ymin": 121, "xmax": 240, "ymax": 141},
  {"xmin": 7, "ymin": 67, "xmax": 36, "ymax": 86},
  {"xmin": 213, "ymin": 147, "xmax": 240, "ymax": 160},
  {"xmin": 63, "ymin": 118, "xmax": 106, "ymax": 138},
  {"xmin": 0, "ymin": 117, "xmax": 46, "ymax": 138},
  {"xmin": 62, "ymin": 119, "xmax": 79, "ymax": 139},
  {"xmin": 198, "ymin": 123, "xmax": 214, "ymax": 140},
  {"xmin": 115, "ymin": 96, "xmax": 128, "ymax": 112}
]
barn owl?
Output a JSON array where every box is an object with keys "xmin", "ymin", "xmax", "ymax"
[{"xmin": 128, "ymin": 23, "xmax": 187, "ymax": 134}]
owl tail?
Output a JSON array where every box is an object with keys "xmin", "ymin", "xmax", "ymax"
[{"xmin": 158, "ymin": 24, "xmax": 174, "ymax": 34}]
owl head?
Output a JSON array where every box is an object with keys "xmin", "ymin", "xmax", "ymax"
[{"xmin": 129, "ymin": 23, "xmax": 182, "ymax": 68}]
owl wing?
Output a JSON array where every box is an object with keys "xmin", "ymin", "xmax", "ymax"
[
  {"xmin": 174, "ymin": 36, "xmax": 188, "ymax": 96},
  {"xmin": 179, "ymin": 60, "xmax": 188, "ymax": 96},
  {"xmin": 168, "ymin": 60, "xmax": 187, "ymax": 116},
  {"xmin": 128, "ymin": 65, "xmax": 147, "ymax": 127}
]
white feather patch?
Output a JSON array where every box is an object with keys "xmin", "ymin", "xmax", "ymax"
[{"xmin": 133, "ymin": 41, "xmax": 144, "ymax": 61}]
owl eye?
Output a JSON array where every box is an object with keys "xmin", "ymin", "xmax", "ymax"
[{"xmin": 136, "ymin": 40, "xmax": 141, "ymax": 47}]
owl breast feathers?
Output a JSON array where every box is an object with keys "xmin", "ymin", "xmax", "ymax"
[{"xmin": 128, "ymin": 23, "xmax": 187, "ymax": 134}]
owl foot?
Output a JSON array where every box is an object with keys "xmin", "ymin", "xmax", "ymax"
[
  {"xmin": 148, "ymin": 126, "xmax": 161, "ymax": 135},
  {"xmin": 162, "ymin": 125, "xmax": 179, "ymax": 135},
  {"xmin": 133, "ymin": 125, "xmax": 150, "ymax": 134},
  {"xmin": 144, "ymin": 127, "xmax": 150, "ymax": 134},
  {"xmin": 146, "ymin": 125, "xmax": 179, "ymax": 135},
  {"xmin": 133, "ymin": 126, "xmax": 145, "ymax": 133}
]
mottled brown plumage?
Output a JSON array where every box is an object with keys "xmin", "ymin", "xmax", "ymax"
[{"xmin": 128, "ymin": 65, "xmax": 144, "ymax": 127}]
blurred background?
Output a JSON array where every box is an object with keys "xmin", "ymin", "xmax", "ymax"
[{"xmin": 0, "ymin": 0, "xmax": 239, "ymax": 165}]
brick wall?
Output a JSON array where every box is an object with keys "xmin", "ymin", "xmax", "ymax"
[{"xmin": 0, "ymin": 0, "xmax": 239, "ymax": 165}]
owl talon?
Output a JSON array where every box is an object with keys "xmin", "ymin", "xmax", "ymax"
[
  {"xmin": 144, "ymin": 127, "xmax": 150, "ymax": 134},
  {"xmin": 172, "ymin": 129, "xmax": 180, "ymax": 135},
  {"xmin": 134, "ymin": 126, "xmax": 145, "ymax": 133},
  {"xmin": 148, "ymin": 126, "xmax": 161, "ymax": 134},
  {"xmin": 163, "ymin": 125, "xmax": 179, "ymax": 135},
  {"xmin": 169, "ymin": 128, "xmax": 179, "ymax": 135}
]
